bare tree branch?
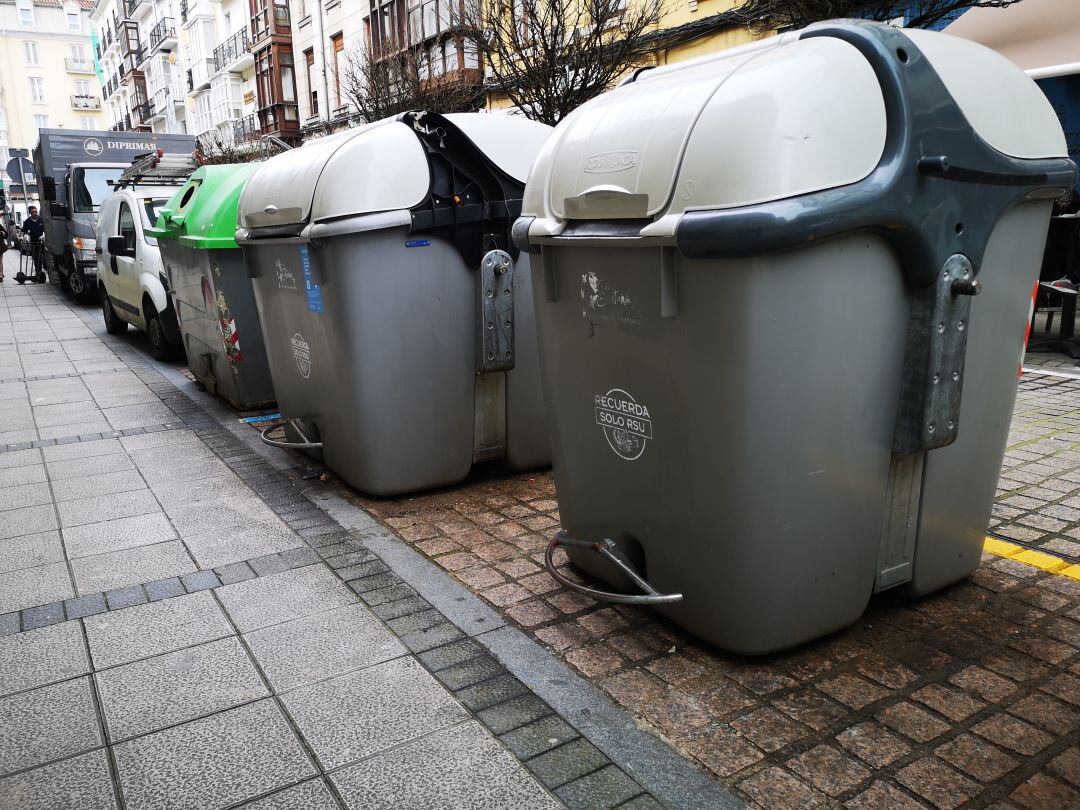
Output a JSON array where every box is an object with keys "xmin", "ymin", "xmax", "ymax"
[
  {"xmin": 340, "ymin": 41, "xmax": 483, "ymax": 124},
  {"xmin": 712, "ymin": 0, "xmax": 1024, "ymax": 33},
  {"xmin": 460, "ymin": 0, "xmax": 667, "ymax": 126}
]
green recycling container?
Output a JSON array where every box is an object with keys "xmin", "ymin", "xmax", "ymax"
[{"xmin": 148, "ymin": 164, "xmax": 276, "ymax": 411}]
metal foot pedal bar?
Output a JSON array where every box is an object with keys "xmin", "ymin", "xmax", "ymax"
[
  {"xmin": 545, "ymin": 531, "xmax": 683, "ymax": 605},
  {"xmin": 260, "ymin": 418, "xmax": 323, "ymax": 450}
]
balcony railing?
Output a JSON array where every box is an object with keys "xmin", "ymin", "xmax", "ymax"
[
  {"xmin": 232, "ymin": 113, "xmax": 261, "ymax": 144},
  {"xmin": 71, "ymin": 95, "xmax": 102, "ymax": 110},
  {"xmin": 131, "ymin": 101, "xmax": 151, "ymax": 126},
  {"xmin": 180, "ymin": 0, "xmax": 188, "ymax": 22},
  {"xmin": 66, "ymin": 58, "xmax": 96, "ymax": 73},
  {"xmin": 212, "ymin": 27, "xmax": 250, "ymax": 73},
  {"xmin": 122, "ymin": 0, "xmax": 145, "ymax": 17},
  {"xmin": 149, "ymin": 17, "xmax": 176, "ymax": 51}
]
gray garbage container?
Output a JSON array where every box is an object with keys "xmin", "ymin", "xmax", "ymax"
[
  {"xmin": 237, "ymin": 111, "xmax": 552, "ymax": 496},
  {"xmin": 514, "ymin": 21, "xmax": 1078, "ymax": 654},
  {"xmin": 149, "ymin": 163, "xmax": 275, "ymax": 411}
]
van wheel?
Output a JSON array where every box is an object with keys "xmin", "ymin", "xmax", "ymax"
[
  {"xmin": 101, "ymin": 289, "xmax": 127, "ymax": 335},
  {"xmin": 145, "ymin": 301, "xmax": 172, "ymax": 361},
  {"xmin": 67, "ymin": 268, "xmax": 87, "ymax": 298}
]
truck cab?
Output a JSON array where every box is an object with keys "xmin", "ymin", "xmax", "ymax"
[
  {"xmin": 48, "ymin": 162, "xmax": 126, "ymax": 299},
  {"xmin": 96, "ymin": 186, "xmax": 183, "ymax": 360}
]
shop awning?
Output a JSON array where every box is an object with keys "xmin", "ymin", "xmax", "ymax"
[{"xmin": 944, "ymin": 0, "xmax": 1080, "ymax": 78}]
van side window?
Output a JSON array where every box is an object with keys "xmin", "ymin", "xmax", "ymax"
[{"xmin": 118, "ymin": 203, "xmax": 136, "ymax": 254}]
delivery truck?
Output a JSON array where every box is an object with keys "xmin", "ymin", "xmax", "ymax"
[{"xmin": 33, "ymin": 129, "xmax": 195, "ymax": 300}]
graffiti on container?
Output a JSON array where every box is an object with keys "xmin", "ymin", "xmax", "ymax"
[
  {"xmin": 594, "ymin": 388, "xmax": 652, "ymax": 461},
  {"xmin": 291, "ymin": 332, "xmax": 312, "ymax": 379},
  {"xmin": 275, "ymin": 258, "xmax": 298, "ymax": 290},
  {"xmin": 203, "ymin": 274, "xmax": 242, "ymax": 366},
  {"xmin": 581, "ymin": 271, "xmax": 642, "ymax": 329}
]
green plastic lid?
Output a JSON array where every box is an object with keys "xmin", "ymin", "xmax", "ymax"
[{"xmin": 147, "ymin": 163, "xmax": 260, "ymax": 250}]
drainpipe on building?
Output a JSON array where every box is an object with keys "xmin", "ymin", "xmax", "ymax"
[{"xmin": 310, "ymin": 0, "xmax": 330, "ymax": 122}]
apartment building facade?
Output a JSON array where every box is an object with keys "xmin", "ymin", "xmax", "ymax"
[
  {"xmin": 0, "ymin": 0, "xmax": 104, "ymax": 185},
  {"xmin": 92, "ymin": 0, "xmax": 299, "ymax": 144},
  {"xmin": 289, "ymin": 0, "xmax": 362, "ymax": 129}
]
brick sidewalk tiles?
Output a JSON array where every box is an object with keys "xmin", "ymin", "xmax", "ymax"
[{"xmin": 334, "ymin": 375, "xmax": 1080, "ymax": 809}]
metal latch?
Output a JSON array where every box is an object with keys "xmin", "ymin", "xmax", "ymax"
[
  {"xmin": 478, "ymin": 249, "xmax": 515, "ymax": 373},
  {"xmin": 893, "ymin": 254, "xmax": 979, "ymax": 454}
]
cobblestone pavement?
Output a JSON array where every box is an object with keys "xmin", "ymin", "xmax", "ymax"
[
  {"xmin": 0, "ymin": 251, "xmax": 689, "ymax": 809},
  {"xmin": 335, "ymin": 373, "xmax": 1080, "ymax": 808}
]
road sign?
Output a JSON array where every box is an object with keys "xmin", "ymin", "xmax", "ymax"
[
  {"xmin": 4, "ymin": 158, "xmax": 36, "ymax": 199},
  {"xmin": 7, "ymin": 148, "xmax": 29, "ymax": 158}
]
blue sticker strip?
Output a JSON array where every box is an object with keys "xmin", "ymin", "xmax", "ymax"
[
  {"xmin": 300, "ymin": 245, "xmax": 323, "ymax": 314},
  {"xmin": 405, "ymin": 239, "xmax": 431, "ymax": 248}
]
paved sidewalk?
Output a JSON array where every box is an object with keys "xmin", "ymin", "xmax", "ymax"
[{"xmin": 0, "ymin": 251, "xmax": 675, "ymax": 809}]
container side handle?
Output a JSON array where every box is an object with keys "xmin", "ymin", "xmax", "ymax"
[{"xmin": 260, "ymin": 418, "xmax": 323, "ymax": 450}]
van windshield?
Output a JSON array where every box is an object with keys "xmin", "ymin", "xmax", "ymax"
[
  {"xmin": 143, "ymin": 198, "xmax": 169, "ymax": 225},
  {"xmin": 72, "ymin": 167, "xmax": 122, "ymax": 213}
]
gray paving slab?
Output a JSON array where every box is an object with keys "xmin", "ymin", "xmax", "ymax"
[
  {"xmin": 280, "ymin": 656, "xmax": 470, "ymax": 770},
  {"xmin": 33, "ymin": 402, "xmax": 102, "ymax": 427},
  {"xmin": 0, "ymin": 448, "xmax": 41, "ymax": 469},
  {"xmin": 63, "ymin": 512, "xmax": 178, "ymax": 559},
  {"xmin": 0, "ymin": 562, "xmax": 74, "ymax": 613},
  {"xmin": 332, "ymin": 721, "xmax": 558, "ymax": 810},
  {"xmin": 102, "ymin": 402, "xmax": 176, "ymax": 430},
  {"xmin": 0, "ymin": 428, "xmax": 38, "ymax": 445},
  {"xmin": 0, "ymin": 677, "xmax": 103, "ymax": 777},
  {"xmin": 38, "ymin": 421, "xmax": 111, "ymax": 441},
  {"xmin": 216, "ymin": 564, "xmax": 356, "ymax": 632},
  {"xmin": 71, "ymin": 540, "xmax": 195, "ymax": 594},
  {"xmin": 148, "ymin": 474, "xmax": 249, "ymax": 507},
  {"xmin": 0, "ymin": 464, "xmax": 45, "ymax": 487},
  {"xmin": 244, "ymin": 604, "xmax": 406, "ymax": 692},
  {"xmin": 46, "ymin": 453, "xmax": 135, "ymax": 480},
  {"xmin": 120, "ymin": 428, "xmax": 202, "ymax": 452},
  {"xmin": 41, "ymin": 438, "xmax": 123, "ymax": 461},
  {"xmin": 164, "ymin": 498, "xmax": 283, "ymax": 536},
  {"xmin": 0, "ymin": 481, "xmax": 52, "ymax": 512},
  {"xmin": 238, "ymin": 778, "xmax": 338, "ymax": 809},
  {"xmin": 57, "ymin": 488, "xmax": 160, "ymax": 529},
  {"xmin": 183, "ymin": 523, "xmax": 305, "ymax": 570},
  {"xmin": 0, "ymin": 530, "xmax": 64, "ymax": 574},
  {"xmin": 113, "ymin": 699, "xmax": 315, "ymax": 810},
  {"xmin": 97, "ymin": 637, "xmax": 270, "ymax": 741},
  {"xmin": 0, "ymin": 504, "xmax": 57, "ymax": 540},
  {"xmin": 0, "ymin": 749, "xmax": 118, "ymax": 810},
  {"xmin": 51, "ymin": 470, "xmax": 147, "ymax": 503},
  {"xmin": 84, "ymin": 590, "xmax": 233, "ymax": 669},
  {"xmin": 0, "ymin": 620, "xmax": 89, "ymax": 698}
]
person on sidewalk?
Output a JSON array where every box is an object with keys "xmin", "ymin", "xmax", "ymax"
[
  {"xmin": 0, "ymin": 221, "xmax": 6, "ymax": 282},
  {"xmin": 20, "ymin": 206, "xmax": 44, "ymax": 283}
]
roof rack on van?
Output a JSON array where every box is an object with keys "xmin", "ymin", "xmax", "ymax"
[{"xmin": 112, "ymin": 150, "xmax": 202, "ymax": 190}]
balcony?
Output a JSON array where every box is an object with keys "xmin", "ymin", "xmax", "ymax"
[
  {"xmin": 179, "ymin": 0, "xmax": 187, "ymax": 22},
  {"xmin": 149, "ymin": 17, "xmax": 177, "ymax": 52},
  {"xmin": 232, "ymin": 113, "xmax": 261, "ymax": 144},
  {"xmin": 66, "ymin": 58, "xmax": 96, "ymax": 74},
  {"xmin": 149, "ymin": 89, "xmax": 168, "ymax": 122},
  {"xmin": 212, "ymin": 28, "xmax": 251, "ymax": 74},
  {"xmin": 131, "ymin": 101, "xmax": 152, "ymax": 130},
  {"xmin": 170, "ymin": 77, "xmax": 187, "ymax": 106},
  {"xmin": 122, "ymin": 0, "xmax": 146, "ymax": 18},
  {"xmin": 250, "ymin": 1, "xmax": 290, "ymax": 46},
  {"xmin": 70, "ymin": 95, "xmax": 102, "ymax": 110}
]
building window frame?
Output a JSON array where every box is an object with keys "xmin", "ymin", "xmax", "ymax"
[
  {"xmin": 23, "ymin": 41, "xmax": 39, "ymax": 65},
  {"xmin": 29, "ymin": 77, "xmax": 47, "ymax": 104}
]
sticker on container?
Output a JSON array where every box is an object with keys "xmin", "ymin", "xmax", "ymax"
[
  {"xmin": 595, "ymin": 389, "xmax": 652, "ymax": 461},
  {"xmin": 291, "ymin": 332, "xmax": 312, "ymax": 379},
  {"xmin": 275, "ymin": 258, "xmax": 298, "ymax": 290},
  {"xmin": 300, "ymin": 245, "xmax": 323, "ymax": 314}
]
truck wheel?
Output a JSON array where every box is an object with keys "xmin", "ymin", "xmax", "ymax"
[
  {"xmin": 145, "ymin": 301, "xmax": 174, "ymax": 361},
  {"xmin": 67, "ymin": 268, "xmax": 89, "ymax": 299},
  {"xmin": 100, "ymin": 289, "xmax": 127, "ymax": 335}
]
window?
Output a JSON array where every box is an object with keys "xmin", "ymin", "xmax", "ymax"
[
  {"xmin": 23, "ymin": 42, "xmax": 39, "ymax": 65},
  {"xmin": 74, "ymin": 167, "xmax": 122, "ymax": 212},
  {"xmin": 75, "ymin": 80, "xmax": 91, "ymax": 96},
  {"xmin": 304, "ymin": 48, "xmax": 317, "ymax": 116},
  {"xmin": 67, "ymin": 9, "xmax": 81, "ymax": 30},
  {"xmin": 71, "ymin": 44, "xmax": 87, "ymax": 62},
  {"xmin": 80, "ymin": 116, "xmax": 96, "ymax": 129},
  {"xmin": 33, "ymin": 114, "xmax": 48, "ymax": 129},
  {"xmin": 29, "ymin": 78, "xmax": 46, "ymax": 104},
  {"xmin": 118, "ymin": 203, "xmax": 136, "ymax": 251},
  {"xmin": 331, "ymin": 33, "xmax": 343, "ymax": 107},
  {"xmin": 17, "ymin": 1, "xmax": 33, "ymax": 27}
]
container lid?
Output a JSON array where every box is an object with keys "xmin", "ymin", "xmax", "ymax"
[
  {"xmin": 237, "ymin": 112, "xmax": 552, "ymax": 233},
  {"xmin": 521, "ymin": 24, "xmax": 1067, "ymax": 237},
  {"xmin": 147, "ymin": 163, "xmax": 261, "ymax": 249}
]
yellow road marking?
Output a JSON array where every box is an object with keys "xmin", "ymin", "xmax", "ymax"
[{"xmin": 984, "ymin": 535, "xmax": 1076, "ymax": 576}]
